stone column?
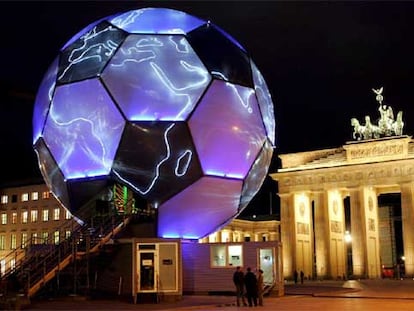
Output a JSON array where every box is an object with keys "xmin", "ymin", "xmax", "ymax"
[
  {"xmin": 400, "ymin": 182, "xmax": 414, "ymax": 276},
  {"xmin": 279, "ymin": 193, "xmax": 294, "ymax": 278},
  {"xmin": 349, "ymin": 187, "xmax": 366, "ymax": 278},
  {"xmin": 313, "ymin": 191, "xmax": 329, "ymax": 279}
]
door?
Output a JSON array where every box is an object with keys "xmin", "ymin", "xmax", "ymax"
[
  {"xmin": 259, "ymin": 248, "xmax": 274, "ymax": 285},
  {"xmin": 137, "ymin": 250, "xmax": 158, "ymax": 292}
]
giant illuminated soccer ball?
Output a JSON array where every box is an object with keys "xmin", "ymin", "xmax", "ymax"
[{"xmin": 33, "ymin": 7, "xmax": 275, "ymax": 239}]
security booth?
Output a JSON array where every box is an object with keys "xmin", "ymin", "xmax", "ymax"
[
  {"xmin": 181, "ymin": 240, "xmax": 283, "ymax": 296},
  {"xmin": 132, "ymin": 238, "xmax": 182, "ymax": 303}
]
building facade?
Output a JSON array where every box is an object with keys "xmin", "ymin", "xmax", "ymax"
[
  {"xmin": 271, "ymin": 135, "xmax": 414, "ymax": 280},
  {"xmin": 0, "ymin": 181, "xmax": 77, "ymax": 275}
]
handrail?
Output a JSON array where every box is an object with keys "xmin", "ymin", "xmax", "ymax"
[{"xmin": 0, "ymin": 187, "xmax": 138, "ymax": 299}]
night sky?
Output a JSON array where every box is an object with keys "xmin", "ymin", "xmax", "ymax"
[{"xmin": 2, "ymin": 1, "xmax": 414, "ymax": 215}]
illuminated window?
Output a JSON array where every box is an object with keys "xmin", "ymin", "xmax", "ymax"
[
  {"xmin": 0, "ymin": 260, "xmax": 5, "ymax": 276},
  {"xmin": 53, "ymin": 208, "xmax": 60, "ymax": 221},
  {"xmin": 42, "ymin": 191, "xmax": 50, "ymax": 199},
  {"xmin": 54, "ymin": 231, "xmax": 60, "ymax": 244},
  {"xmin": 21, "ymin": 193, "xmax": 29, "ymax": 202},
  {"xmin": 11, "ymin": 212, "xmax": 17, "ymax": 224},
  {"xmin": 1, "ymin": 195, "xmax": 7, "ymax": 204},
  {"xmin": 21, "ymin": 211, "xmax": 28, "ymax": 224},
  {"xmin": 10, "ymin": 259, "xmax": 15, "ymax": 271},
  {"xmin": 65, "ymin": 209, "xmax": 72, "ymax": 220},
  {"xmin": 31, "ymin": 192, "xmax": 39, "ymax": 201},
  {"xmin": 32, "ymin": 232, "xmax": 38, "ymax": 244},
  {"xmin": 42, "ymin": 232, "xmax": 49, "ymax": 244},
  {"xmin": 65, "ymin": 230, "xmax": 71, "ymax": 239},
  {"xmin": 10, "ymin": 234, "xmax": 16, "ymax": 249},
  {"xmin": 0, "ymin": 235, "xmax": 5, "ymax": 250},
  {"xmin": 210, "ymin": 244, "xmax": 243, "ymax": 267},
  {"xmin": 42, "ymin": 209, "xmax": 49, "ymax": 222},
  {"xmin": 21, "ymin": 232, "xmax": 28, "ymax": 248},
  {"xmin": 31, "ymin": 210, "xmax": 38, "ymax": 222},
  {"xmin": 228, "ymin": 245, "xmax": 243, "ymax": 267},
  {"xmin": 1, "ymin": 213, "xmax": 7, "ymax": 225}
]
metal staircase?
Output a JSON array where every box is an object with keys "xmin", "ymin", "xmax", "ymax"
[{"xmin": 0, "ymin": 185, "xmax": 139, "ymax": 303}]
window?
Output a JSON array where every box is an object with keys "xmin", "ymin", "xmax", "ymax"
[
  {"xmin": 32, "ymin": 232, "xmax": 38, "ymax": 244},
  {"xmin": 31, "ymin": 192, "xmax": 39, "ymax": 201},
  {"xmin": 0, "ymin": 260, "xmax": 5, "ymax": 276},
  {"xmin": 11, "ymin": 212, "xmax": 17, "ymax": 224},
  {"xmin": 1, "ymin": 195, "xmax": 7, "ymax": 204},
  {"xmin": 228, "ymin": 245, "xmax": 243, "ymax": 267},
  {"xmin": 42, "ymin": 191, "xmax": 50, "ymax": 199},
  {"xmin": 21, "ymin": 211, "xmax": 28, "ymax": 224},
  {"xmin": 10, "ymin": 234, "xmax": 16, "ymax": 249},
  {"xmin": 21, "ymin": 193, "xmax": 29, "ymax": 202},
  {"xmin": 42, "ymin": 209, "xmax": 49, "ymax": 222},
  {"xmin": 65, "ymin": 209, "xmax": 72, "ymax": 220},
  {"xmin": 210, "ymin": 244, "xmax": 243, "ymax": 267},
  {"xmin": 1, "ymin": 213, "xmax": 7, "ymax": 225},
  {"xmin": 53, "ymin": 231, "xmax": 60, "ymax": 245},
  {"xmin": 65, "ymin": 230, "xmax": 71, "ymax": 239},
  {"xmin": 21, "ymin": 232, "xmax": 28, "ymax": 248},
  {"xmin": 10, "ymin": 259, "xmax": 15, "ymax": 271},
  {"xmin": 31, "ymin": 210, "xmax": 38, "ymax": 222},
  {"xmin": 53, "ymin": 208, "xmax": 60, "ymax": 221},
  {"xmin": 11, "ymin": 195, "xmax": 17, "ymax": 203},
  {"xmin": 42, "ymin": 232, "xmax": 49, "ymax": 244},
  {"xmin": 0, "ymin": 235, "xmax": 5, "ymax": 250}
]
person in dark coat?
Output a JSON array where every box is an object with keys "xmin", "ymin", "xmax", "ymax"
[
  {"xmin": 300, "ymin": 270, "xmax": 305, "ymax": 284},
  {"xmin": 293, "ymin": 270, "xmax": 298, "ymax": 284},
  {"xmin": 244, "ymin": 267, "xmax": 258, "ymax": 307},
  {"xmin": 233, "ymin": 266, "xmax": 247, "ymax": 307}
]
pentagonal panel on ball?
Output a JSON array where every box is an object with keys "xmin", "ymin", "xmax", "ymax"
[
  {"xmin": 33, "ymin": 57, "xmax": 59, "ymax": 144},
  {"xmin": 251, "ymin": 61, "xmax": 276, "ymax": 146},
  {"xmin": 102, "ymin": 34, "xmax": 211, "ymax": 121},
  {"xmin": 57, "ymin": 21, "xmax": 127, "ymax": 84},
  {"xmin": 43, "ymin": 79, "xmax": 125, "ymax": 180},
  {"xmin": 240, "ymin": 139, "xmax": 273, "ymax": 211},
  {"xmin": 112, "ymin": 121, "xmax": 202, "ymax": 203},
  {"xmin": 189, "ymin": 79, "xmax": 267, "ymax": 179},
  {"xmin": 187, "ymin": 24, "xmax": 253, "ymax": 88},
  {"xmin": 34, "ymin": 138, "xmax": 70, "ymax": 210},
  {"xmin": 110, "ymin": 8, "xmax": 205, "ymax": 34},
  {"xmin": 158, "ymin": 176, "xmax": 243, "ymax": 239}
]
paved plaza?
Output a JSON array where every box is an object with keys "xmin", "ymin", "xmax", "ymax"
[{"xmin": 24, "ymin": 279, "xmax": 414, "ymax": 310}]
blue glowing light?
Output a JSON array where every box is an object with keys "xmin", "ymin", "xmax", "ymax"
[{"xmin": 33, "ymin": 7, "xmax": 275, "ymax": 239}]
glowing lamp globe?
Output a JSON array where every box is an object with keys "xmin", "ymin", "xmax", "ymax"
[{"xmin": 32, "ymin": 7, "xmax": 275, "ymax": 239}]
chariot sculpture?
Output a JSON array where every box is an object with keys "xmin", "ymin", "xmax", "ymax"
[{"xmin": 351, "ymin": 87, "xmax": 404, "ymax": 141}]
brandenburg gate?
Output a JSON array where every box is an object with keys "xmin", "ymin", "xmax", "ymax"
[{"xmin": 270, "ymin": 88, "xmax": 414, "ymax": 279}]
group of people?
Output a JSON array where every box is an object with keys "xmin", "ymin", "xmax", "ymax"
[{"xmin": 232, "ymin": 266, "xmax": 264, "ymax": 307}]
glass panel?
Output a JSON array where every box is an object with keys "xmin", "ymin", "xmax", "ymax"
[
  {"xmin": 228, "ymin": 245, "xmax": 243, "ymax": 267},
  {"xmin": 187, "ymin": 24, "xmax": 252, "ymax": 87},
  {"xmin": 103, "ymin": 34, "xmax": 210, "ymax": 121},
  {"xmin": 251, "ymin": 61, "xmax": 275, "ymax": 146},
  {"xmin": 112, "ymin": 122, "xmax": 202, "ymax": 202},
  {"xmin": 259, "ymin": 248, "xmax": 274, "ymax": 285},
  {"xmin": 189, "ymin": 80, "xmax": 266, "ymax": 179},
  {"xmin": 240, "ymin": 139, "xmax": 273, "ymax": 211},
  {"xmin": 32, "ymin": 57, "xmax": 58, "ymax": 144},
  {"xmin": 58, "ymin": 21, "xmax": 127, "ymax": 84},
  {"xmin": 44, "ymin": 79, "xmax": 125, "ymax": 180},
  {"xmin": 158, "ymin": 176, "xmax": 242, "ymax": 239},
  {"xmin": 139, "ymin": 252, "xmax": 155, "ymax": 291},
  {"xmin": 210, "ymin": 245, "xmax": 226, "ymax": 267},
  {"xmin": 110, "ymin": 8, "xmax": 205, "ymax": 34}
]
